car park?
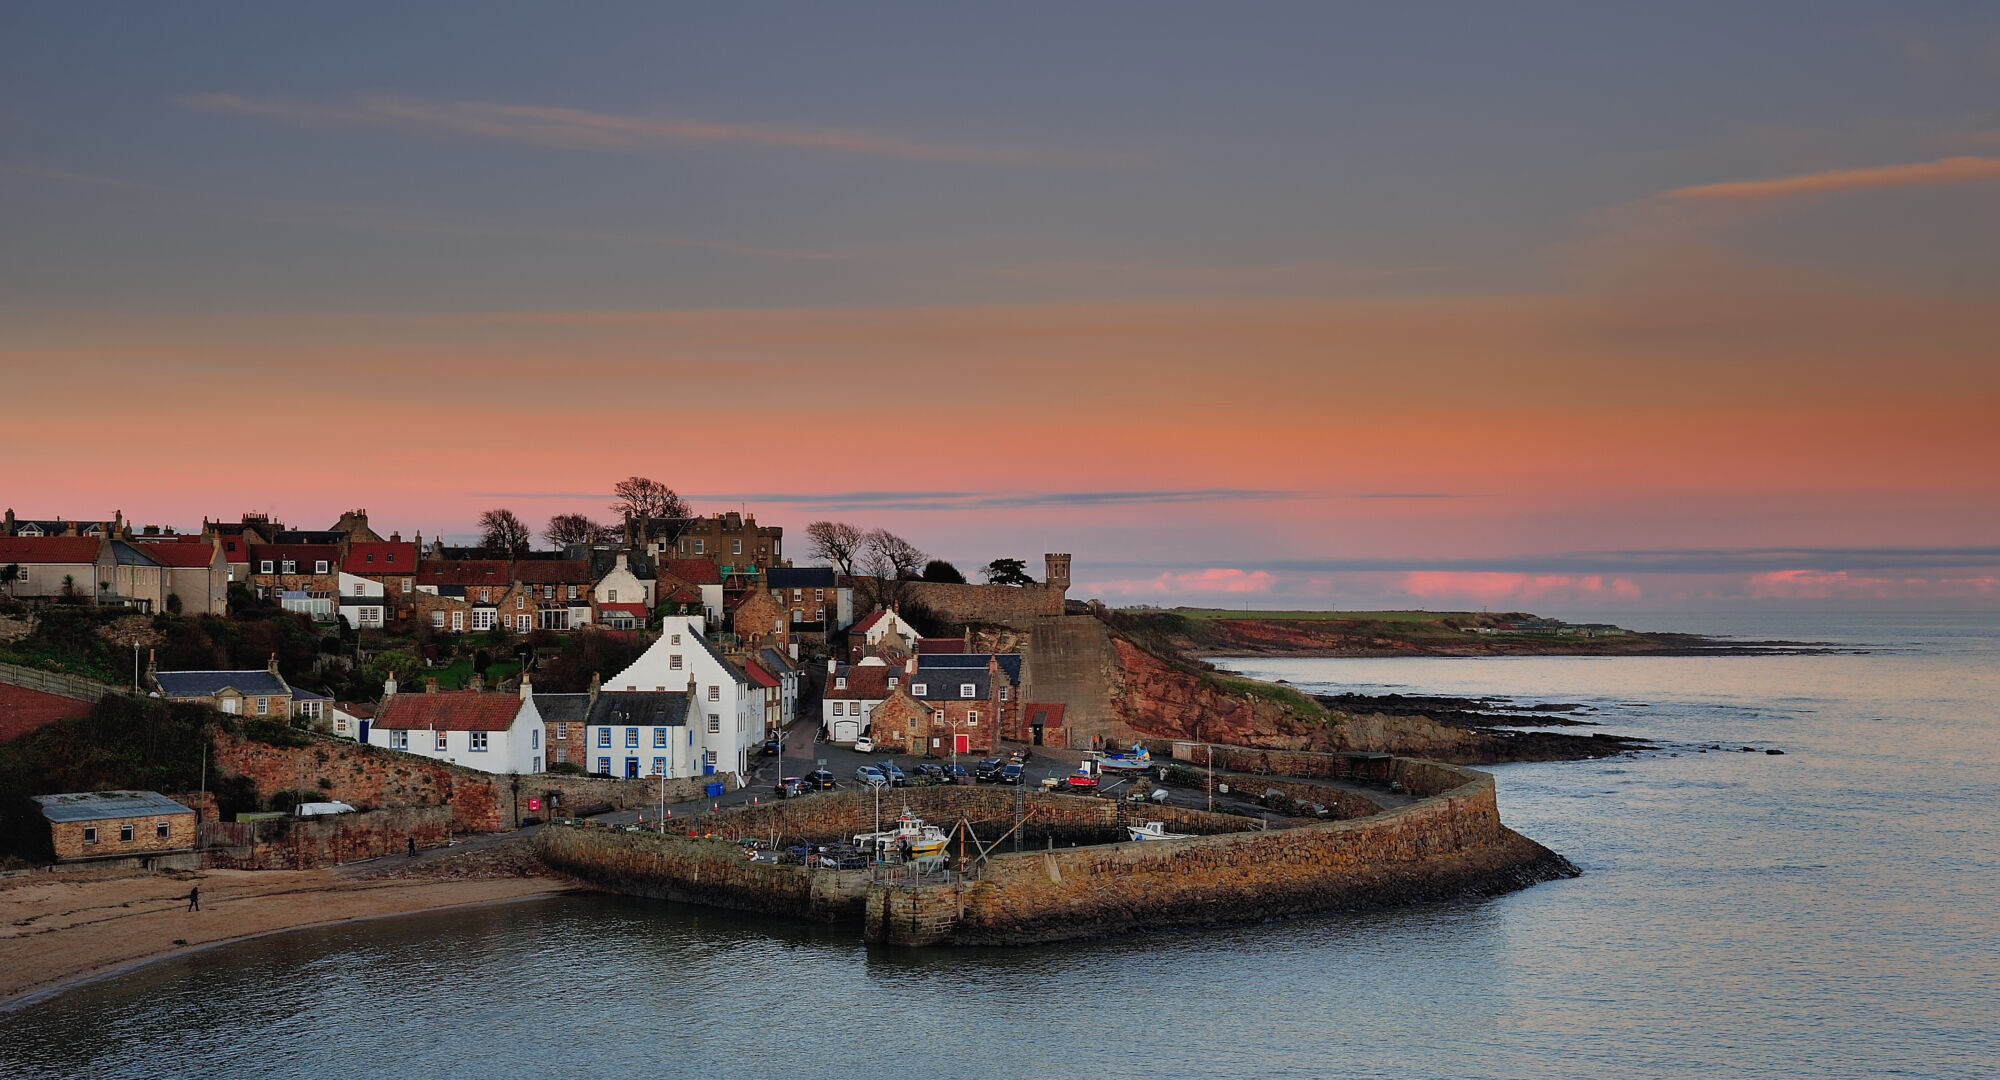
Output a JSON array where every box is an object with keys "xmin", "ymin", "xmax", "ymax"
[
  {"xmin": 855, "ymin": 765, "xmax": 889, "ymax": 788},
  {"xmin": 876, "ymin": 761, "xmax": 907, "ymax": 786},
  {"xmin": 807, "ymin": 769, "xmax": 838, "ymax": 790},
  {"xmin": 999, "ymin": 763, "xmax": 1025, "ymax": 785}
]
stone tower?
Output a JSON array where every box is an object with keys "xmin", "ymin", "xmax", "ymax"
[{"xmin": 1044, "ymin": 553, "xmax": 1071, "ymax": 594}]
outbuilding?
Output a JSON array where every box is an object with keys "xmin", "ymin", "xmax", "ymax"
[{"xmin": 34, "ymin": 790, "xmax": 198, "ymax": 868}]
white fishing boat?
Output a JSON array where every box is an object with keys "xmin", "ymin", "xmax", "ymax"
[
  {"xmin": 1126, "ymin": 821, "xmax": 1194, "ymax": 842},
  {"xmin": 854, "ymin": 810, "xmax": 950, "ymax": 859},
  {"xmin": 1097, "ymin": 744, "xmax": 1154, "ymax": 772}
]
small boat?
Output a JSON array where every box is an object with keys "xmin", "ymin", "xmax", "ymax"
[
  {"xmin": 1126, "ymin": 821, "xmax": 1193, "ymax": 842},
  {"xmin": 1097, "ymin": 745, "xmax": 1154, "ymax": 772},
  {"xmin": 854, "ymin": 810, "xmax": 951, "ymax": 859}
]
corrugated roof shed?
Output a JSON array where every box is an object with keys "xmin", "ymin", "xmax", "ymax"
[{"xmin": 35, "ymin": 791, "xmax": 193, "ymax": 823}]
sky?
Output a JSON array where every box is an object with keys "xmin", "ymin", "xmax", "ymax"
[{"xmin": 4, "ymin": 3, "xmax": 1998, "ymax": 613}]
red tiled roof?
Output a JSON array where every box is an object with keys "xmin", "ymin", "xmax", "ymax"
[
  {"xmin": 745, "ymin": 661, "xmax": 779, "ymax": 689},
  {"xmin": 663, "ymin": 558, "xmax": 721, "ymax": 585},
  {"xmin": 598, "ymin": 602, "xmax": 648, "ymax": 618},
  {"xmin": 373, "ymin": 691, "xmax": 523, "ymax": 731},
  {"xmin": 417, "ymin": 560, "xmax": 510, "ymax": 586},
  {"xmin": 916, "ymin": 637, "xmax": 967, "ymax": 654},
  {"xmin": 850, "ymin": 611, "xmax": 886, "ymax": 635},
  {"xmin": 129, "ymin": 539, "xmax": 219, "ymax": 567},
  {"xmin": 1025, "ymin": 703, "xmax": 1066, "ymax": 727},
  {"xmin": 826, "ymin": 665, "xmax": 894, "ymax": 699},
  {"xmin": 343, "ymin": 542, "xmax": 418, "ymax": 574},
  {"xmin": 336, "ymin": 702, "xmax": 375, "ymax": 720},
  {"xmin": 513, "ymin": 560, "xmax": 590, "ymax": 584},
  {"xmin": 0, "ymin": 537, "xmax": 102, "ymax": 564}
]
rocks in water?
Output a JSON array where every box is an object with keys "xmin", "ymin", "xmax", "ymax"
[{"xmin": 1766, "ymin": 748, "xmax": 1784, "ymax": 755}]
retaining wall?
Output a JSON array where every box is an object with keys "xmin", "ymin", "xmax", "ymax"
[{"xmin": 536, "ymin": 826, "xmax": 873, "ymax": 922}]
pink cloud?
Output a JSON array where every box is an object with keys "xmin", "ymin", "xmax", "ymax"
[
  {"xmin": 1399, "ymin": 571, "xmax": 1641, "ymax": 604},
  {"xmin": 1084, "ymin": 568, "xmax": 1275, "ymax": 596},
  {"xmin": 1747, "ymin": 569, "xmax": 2000, "ymax": 600}
]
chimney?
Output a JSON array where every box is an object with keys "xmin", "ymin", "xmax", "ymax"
[
  {"xmin": 469, "ymin": 672, "xmax": 484, "ymax": 692},
  {"xmin": 425, "ymin": 677, "xmax": 439, "ymax": 694},
  {"xmin": 828, "ymin": 659, "xmax": 838, "ymax": 674},
  {"xmin": 906, "ymin": 657, "xmax": 918, "ymax": 675},
  {"xmin": 520, "ymin": 673, "xmax": 533, "ymax": 701},
  {"xmin": 587, "ymin": 671, "xmax": 601, "ymax": 705},
  {"xmin": 3, "ymin": 508, "xmax": 12, "ymax": 536},
  {"xmin": 146, "ymin": 649, "xmax": 157, "ymax": 681},
  {"xmin": 268, "ymin": 652, "xmax": 280, "ymax": 675},
  {"xmin": 390, "ymin": 531, "xmax": 402, "ymax": 543},
  {"xmin": 385, "ymin": 674, "xmax": 398, "ymax": 698}
]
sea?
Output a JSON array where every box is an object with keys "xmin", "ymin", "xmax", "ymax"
[{"xmin": 1, "ymin": 611, "xmax": 1994, "ymax": 1080}]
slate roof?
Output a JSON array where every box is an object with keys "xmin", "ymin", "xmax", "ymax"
[
  {"xmin": 273, "ymin": 530, "xmax": 344, "ymax": 545},
  {"xmin": 587, "ymin": 549, "xmax": 655, "ymax": 581},
  {"xmin": 0, "ymin": 537, "xmax": 102, "ymax": 564},
  {"xmin": 586, "ymin": 691, "xmax": 690, "ymax": 728},
  {"xmin": 758, "ymin": 647, "xmax": 796, "ymax": 676},
  {"xmin": 35, "ymin": 790, "xmax": 193, "ymax": 823},
  {"xmin": 343, "ymin": 542, "xmax": 418, "ymax": 574},
  {"xmin": 910, "ymin": 669, "xmax": 1002, "ymax": 700},
  {"xmin": 687, "ymin": 629, "xmax": 748, "ymax": 685},
  {"xmin": 663, "ymin": 558, "xmax": 721, "ymax": 585},
  {"xmin": 109, "ymin": 541, "xmax": 161, "ymax": 567},
  {"xmin": 533, "ymin": 693, "xmax": 593, "ymax": 726},
  {"xmin": 374, "ymin": 691, "xmax": 525, "ymax": 732},
  {"xmin": 766, "ymin": 567, "xmax": 837, "ymax": 590},
  {"xmin": 514, "ymin": 560, "xmax": 591, "ymax": 584},
  {"xmin": 917, "ymin": 653, "xmax": 1023, "ymax": 683},
  {"xmin": 154, "ymin": 669, "xmax": 290, "ymax": 698}
]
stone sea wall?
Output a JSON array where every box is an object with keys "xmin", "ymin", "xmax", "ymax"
[{"xmin": 536, "ymin": 826, "xmax": 873, "ymax": 922}]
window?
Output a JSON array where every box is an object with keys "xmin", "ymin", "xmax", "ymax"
[
  {"xmin": 568, "ymin": 585, "xmax": 579, "ymax": 600},
  {"xmin": 120, "ymin": 824, "xmax": 134, "ymax": 842},
  {"xmin": 451, "ymin": 611, "xmax": 464, "ymax": 632},
  {"xmin": 480, "ymin": 588, "xmax": 490, "ymax": 603},
  {"xmin": 652, "ymin": 756, "xmax": 666, "ymax": 775},
  {"xmin": 707, "ymin": 685, "xmax": 719, "ymax": 702},
  {"xmin": 315, "ymin": 560, "xmax": 329, "ymax": 574},
  {"xmin": 693, "ymin": 539, "xmax": 705, "ymax": 554},
  {"xmin": 393, "ymin": 731, "xmax": 410, "ymax": 750},
  {"xmin": 469, "ymin": 731, "xmax": 488, "ymax": 751},
  {"xmin": 625, "ymin": 728, "xmax": 639, "ymax": 748},
  {"xmin": 597, "ymin": 757, "xmax": 611, "ymax": 775},
  {"xmin": 260, "ymin": 560, "xmax": 274, "ymax": 573},
  {"xmin": 652, "ymin": 727, "xmax": 667, "ymax": 748},
  {"xmin": 671, "ymin": 634, "xmax": 681, "ymax": 645},
  {"xmin": 532, "ymin": 729, "xmax": 540, "ymax": 749},
  {"xmin": 534, "ymin": 756, "xmax": 542, "ymax": 772},
  {"xmin": 157, "ymin": 821, "xmax": 170, "ymax": 839},
  {"xmin": 353, "ymin": 583, "xmax": 366, "ymax": 596},
  {"xmin": 432, "ymin": 611, "xmax": 446, "ymax": 629},
  {"xmin": 834, "ymin": 676, "xmax": 846, "ymax": 689},
  {"xmin": 436, "ymin": 732, "xmax": 448, "ymax": 751},
  {"xmin": 967, "ymin": 711, "xmax": 979, "ymax": 726},
  {"xmin": 554, "ymin": 746, "xmax": 566, "ymax": 764},
  {"xmin": 556, "ymin": 725, "xmax": 566, "ymax": 740},
  {"xmin": 597, "ymin": 728, "xmax": 611, "ymax": 748},
  {"xmin": 912, "ymin": 683, "xmax": 927, "ymax": 696},
  {"xmin": 544, "ymin": 586, "xmax": 555, "ymax": 600},
  {"xmin": 888, "ymin": 677, "xmax": 898, "ymax": 690},
  {"xmin": 933, "ymin": 710, "xmax": 945, "ymax": 724},
  {"xmin": 708, "ymin": 713, "xmax": 721, "ymax": 733},
  {"xmin": 83, "ymin": 827, "xmax": 98, "ymax": 844},
  {"xmin": 815, "ymin": 588, "xmax": 824, "ymax": 602},
  {"xmin": 282, "ymin": 560, "xmax": 296, "ymax": 573},
  {"xmin": 608, "ymin": 589, "xmax": 618, "ymax": 602},
  {"xmin": 516, "ymin": 595, "xmax": 525, "ymax": 609},
  {"xmin": 793, "ymin": 588, "xmax": 803, "ymax": 602},
  {"xmin": 793, "ymin": 609, "xmax": 803, "ymax": 624},
  {"xmin": 733, "ymin": 540, "xmax": 743, "ymax": 555},
  {"xmin": 256, "ymin": 697, "xmax": 270, "ymax": 715},
  {"xmin": 960, "ymin": 684, "xmax": 976, "ymax": 698},
  {"xmin": 999, "ymin": 687, "xmax": 1010, "ymax": 701},
  {"xmin": 704, "ymin": 749, "xmax": 717, "ymax": 767},
  {"xmin": 831, "ymin": 702, "xmax": 843, "ymax": 716},
  {"xmin": 815, "ymin": 607, "xmax": 824, "ymax": 622}
]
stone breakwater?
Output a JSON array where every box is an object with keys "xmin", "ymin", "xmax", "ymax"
[{"xmin": 538, "ymin": 754, "xmax": 1576, "ymax": 946}]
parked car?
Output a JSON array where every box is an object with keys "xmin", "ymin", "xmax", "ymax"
[
  {"xmin": 941, "ymin": 762, "xmax": 973, "ymax": 785},
  {"xmin": 876, "ymin": 761, "xmax": 907, "ymax": 786},
  {"xmin": 999, "ymin": 763, "xmax": 1025, "ymax": 785},
  {"xmin": 775, "ymin": 776, "xmax": 810, "ymax": 799},
  {"xmin": 855, "ymin": 765, "xmax": 889, "ymax": 788},
  {"xmin": 974, "ymin": 757, "xmax": 1005, "ymax": 782},
  {"xmin": 854, "ymin": 736, "xmax": 875, "ymax": 753},
  {"xmin": 912, "ymin": 763, "xmax": 945, "ymax": 785},
  {"xmin": 760, "ymin": 738, "xmax": 780, "ymax": 756},
  {"xmin": 807, "ymin": 769, "xmax": 839, "ymax": 790}
]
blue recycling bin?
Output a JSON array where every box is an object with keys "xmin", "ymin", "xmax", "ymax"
[{"xmin": 704, "ymin": 782, "xmax": 724, "ymax": 798}]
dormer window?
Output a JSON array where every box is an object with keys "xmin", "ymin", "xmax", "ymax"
[
  {"xmin": 888, "ymin": 677, "xmax": 898, "ymax": 689},
  {"xmin": 912, "ymin": 683, "xmax": 927, "ymax": 696},
  {"xmin": 281, "ymin": 560, "xmax": 296, "ymax": 573},
  {"xmin": 315, "ymin": 560, "xmax": 329, "ymax": 574},
  {"xmin": 366, "ymin": 554, "xmax": 374, "ymax": 563},
  {"xmin": 835, "ymin": 677, "xmax": 846, "ymax": 689},
  {"xmin": 260, "ymin": 560, "xmax": 274, "ymax": 573},
  {"xmin": 960, "ymin": 684, "xmax": 977, "ymax": 698}
]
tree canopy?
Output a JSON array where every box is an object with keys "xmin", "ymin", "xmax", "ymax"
[
  {"xmin": 609, "ymin": 476, "xmax": 689, "ymax": 521},
  {"xmin": 984, "ymin": 557, "xmax": 1036, "ymax": 585},
  {"xmin": 543, "ymin": 513, "xmax": 614, "ymax": 548},
  {"xmin": 477, "ymin": 508, "xmax": 532, "ymax": 556},
  {"xmin": 921, "ymin": 559, "xmax": 966, "ymax": 584},
  {"xmin": 804, "ymin": 520, "xmax": 863, "ymax": 575}
]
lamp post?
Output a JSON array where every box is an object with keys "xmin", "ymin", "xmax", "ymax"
[{"xmin": 132, "ymin": 641, "xmax": 140, "ymax": 692}]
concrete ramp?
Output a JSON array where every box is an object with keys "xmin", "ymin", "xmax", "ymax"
[{"xmin": 1023, "ymin": 616, "xmax": 1120, "ymax": 741}]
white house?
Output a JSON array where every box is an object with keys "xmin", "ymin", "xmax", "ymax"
[
  {"xmin": 591, "ymin": 551, "xmax": 655, "ymax": 608},
  {"xmin": 336, "ymin": 571, "xmax": 387, "ymax": 630},
  {"xmin": 603, "ymin": 615, "xmax": 758, "ymax": 778},
  {"xmin": 850, "ymin": 608, "xmax": 923, "ymax": 657},
  {"xmin": 364, "ymin": 682, "xmax": 545, "ymax": 775},
  {"xmin": 822, "ymin": 656, "xmax": 896, "ymax": 743},
  {"xmin": 583, "ymin": 690, "xmax": 698, "ymax": 779}
]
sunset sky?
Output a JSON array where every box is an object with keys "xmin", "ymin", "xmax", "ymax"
[{"xmin": 5, "ymin": 4, "xmax": 1997, "ymax": 612}]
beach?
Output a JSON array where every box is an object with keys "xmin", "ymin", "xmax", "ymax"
[{"xmin": 0, "ymin": 838, "xmax": 576, "ymax": 1009}]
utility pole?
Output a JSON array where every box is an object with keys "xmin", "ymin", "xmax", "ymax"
[
  {"xmin": 132, "ymin": 641, "xmax": 140, "ymax": 692},
  {"xmin": 657, "ymin": 770, "xmax": 665, "ymax": 834}
]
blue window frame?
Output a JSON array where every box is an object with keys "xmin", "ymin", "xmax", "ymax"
[
  {"xmin": 625, "ymin": 727, "xmax": 639, "ymax": 748},
  {"xmin": 653, "ymin": 728, "xmax": 667, "ymax": 748},
  {"xmin": 596, "ymin": 728, "xmax": 610, "ymax": 748}
]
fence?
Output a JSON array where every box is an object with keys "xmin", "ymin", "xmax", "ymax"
[{"xmin": 0, "ymin": 660, "xmax": 127, "ymax": 703}]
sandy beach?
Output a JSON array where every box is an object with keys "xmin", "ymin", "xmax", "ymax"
[{"xmin": 0, "ymin": 839, "xmax": 577, "ymax": 1010}]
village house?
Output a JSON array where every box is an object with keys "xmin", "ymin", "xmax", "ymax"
[
  {"xmin": 764, "ymin": 566, "xmax": 851, "ymax": 640},
  {"xmin": 198, "ymin": 514, "xmax": 282, "ymax": 584},
  {"xmin": 874, "ymin": 653, "xmax": 1021, "ymax": 757},
  {"xmin": 3, "ymin": 509, "xmax": 117, "ymax": 539},
  {"xmin": 34, "ymin": 791, "xmax": 198, "ymax": 868},
  {"xmin": 246, "ymin": 542, "xmax": 341, "ymax": 619},
  {"xmin": 412, "ymin": 558, "xmax": 514, "ymax": 635},
  {"xmin": 533, "ymin": 678, "xmax": 594, "ymax": 770},
  {"xmin": 583, "ymin": 689, "xmax": 699, "ymax": 779},
  {"xmin": 587, "ymin": 549, "xmax": 655, "ymax": 609},
  {"xmin": 330, "ymin": 700, "xmax": 372, "ymax": 741},
  {"xmin": 512, "ymin": 558, "xmax": 595, "ymax": 631},
  {"xmin": 822, "ymin": 657, "xmax": 900, "ymax": 744},
  {"xmin": 126, "ymin": 534, "xmax": 230, "ymax": 615},
  {"xmin": 848, "ymin": 608, "xmax": 925, "ymax": 662},
  {"xmin": 658, "ymin": 558, "xmax": 724, "ymax": 623},
  {"xmin": 150, "ymin": 655, "xmax": 295, "ymax": 718},
  {"xmin": 666, "ymin": 511, "xmax": 782, "ymax": 570},
  {"xmin": 365, "ymin": 679, "xmax": 545, "ymax": 774},
  {"xmin": 602, "ymin": 615, "xmax": 758, "ymax": 778},
  {"xmin": 0, "ymin": 535, "xmax": 114, "ymax": 605},
  {"xmin": 336, "ymin": 572, "xmax": 388, "ymax": 631},
  {"xmin": 341, "ymin": 538, "xmax": 420, "ymax": 623},
  {"xmin": 757, "ymin": 646, "xmax": 800, "ymax": 728}
]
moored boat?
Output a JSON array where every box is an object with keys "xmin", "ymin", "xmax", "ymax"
[
  {"xmin": 854, "ymin": 810, "xmax": 951, "ymax": 859},
  {"xmin": 1126, "ymin": 821, "xmax": 1193, "ymax": 842}
]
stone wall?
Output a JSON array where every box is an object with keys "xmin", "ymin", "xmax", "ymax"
[
  {"xmin": 895, "ymin": 581, "xmax": 1067, "ymax": 628},
  {"xmin": 706, "ymin": 785, "xmax": 1255, "ymax": 848},
  {"xmin": 221, "ymin": 806, "xmax": 456, "ymax": 870},
  {"xmin": 536, "ymin": 826, "xmax": 872, "ymax": 922},
  {"xmin": 48, "ymin": 810, "xmax": 197, "ymax": 863}
]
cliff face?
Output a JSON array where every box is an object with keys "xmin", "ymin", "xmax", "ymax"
[{"xmin": 212, "ymin": 730, "xmax": 503, "ymax": 831}]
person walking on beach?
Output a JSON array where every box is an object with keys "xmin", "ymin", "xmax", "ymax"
[{"xmin": 186, "ymin": 885, "xmax": 200, "ymax": 912}]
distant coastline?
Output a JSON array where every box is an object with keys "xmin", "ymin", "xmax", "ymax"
[{"xmin": 1118, "ymin": 608, "xmax": 1835, "ymax": 659}]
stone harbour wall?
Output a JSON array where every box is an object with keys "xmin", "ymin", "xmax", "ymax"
[{"xmin": 535, "ymin": 826, "xmax": 873, "ymax": 922}]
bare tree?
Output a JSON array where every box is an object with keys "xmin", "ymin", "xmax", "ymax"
[
  {"xmin": 543, "ymin": 513, "xmax": 612, "ymax": 549},
  {"xmin": 862, "ymin": 529, "xmax": 926, "ymax": 580},
  {"xmin": 804, "ymin": 521, "xmax": 864, "ymax": 575},
  {"xmin": 477, "ymin": 508, "xmax": 532, "ymax": 557},
  {"xmin": 608, "ymin": 476, "xmax": 689, "ymax": 521}
]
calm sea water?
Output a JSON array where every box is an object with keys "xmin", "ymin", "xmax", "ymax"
[{"xmin": 4, "ymin": 612, "xmax": 1995, "ymax": 1080}]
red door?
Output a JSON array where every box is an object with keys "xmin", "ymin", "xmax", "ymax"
[{"xmin": 953, "ymin": 734, "xmax": 970, "ymax": 754}]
